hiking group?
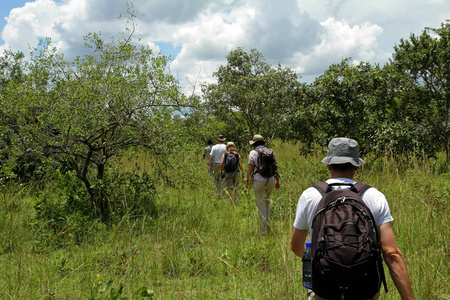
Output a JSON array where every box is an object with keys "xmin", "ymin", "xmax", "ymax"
[
  {"xmin": 204, "ymin": 135, "xmax": 413, "ymax": 299},
  {"xmin": 206, "ymin": 134, "xmax": 280, "ymax": 235}
]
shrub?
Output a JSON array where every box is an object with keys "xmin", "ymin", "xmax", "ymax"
[{"xmin": 33, "ymin": 168, "xmax": 158, "ymax": 246}]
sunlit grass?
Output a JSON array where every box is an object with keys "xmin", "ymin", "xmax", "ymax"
[{"xmin": 0, "ymin": 142, "xmax": 448, "ymax": 299}]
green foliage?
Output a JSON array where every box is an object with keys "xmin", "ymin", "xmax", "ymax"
[
  {"xmin": 88, "ymin": 279, "xmax": 125, "ymax": 300},
  {"xmin": 283, "ymin": 22, "xmax": 449, "ymax": 160},
  {"xmin": 0, "ymin": 49, "xmax": 26, "ymax": 92},
  {"xmin": 202, "ymin": 47, "xmax": 301, "ymax": 146},
  {"xmin": 288, "ymin": 59, "xmax": 391, "ymax": 155},
  {"xmin": 33, "ymin": 170, "xmax": 99, "ymax": 246},
  {"xmin": 389, "ymin": 22, "xmax": 450, "ymax": 160},
  {"xmin": 33, "ymin": 168, "xmax": 158, "ymax": 246},
  {"xmin": 101, "ymin": 169, "xmax": 158, "ymax": 221},
  {"xmin": 0, "ymin": 12, "xmax": 188, "ymax": 220},
  {"xmin": 0, "ymin": 50, "xmax": 32, "ymax": 180},
  {"xmin": 87, "ymin": 277, "xmax": 154, "ymax": 299}
]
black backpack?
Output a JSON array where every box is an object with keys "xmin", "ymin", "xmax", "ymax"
[
  {"xmin": 255, "ymin": 148, "xmax": 278, "ymax": 178},
  {"xmin": 310, "ymin": 182, "xmax": 388, "ymax": 300},
  {"xmin": 224, "ymin": 152, "xmax": 239, "ymax": 173}
]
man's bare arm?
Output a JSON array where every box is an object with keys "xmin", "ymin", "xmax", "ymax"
[
  {"xmin": 209, "ymin": 155, "xmax": 213, "ymax": 171},
  {"xmin": 290, "ymin": 228, "xmax": 309, "ymax": 257},
  {"xmin": 379, "ymin": 222, "xmax": 414, "ymax": 299}
]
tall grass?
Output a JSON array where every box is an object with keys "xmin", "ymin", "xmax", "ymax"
[{"xmin": 0, "ymin": 142, "xmax": 448, "ymax": 299}]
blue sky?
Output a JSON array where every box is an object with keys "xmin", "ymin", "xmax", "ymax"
[
  {"xmin": 1, "ymin": 0, "xmax": 449, "ymax": 92},
  {"xmin": 0, "ymin": 0, "xmax": 28, "ymax": 38},
  {"xmin": 0, "ymin": 0, "xmax": 181, "ymax": 59}
]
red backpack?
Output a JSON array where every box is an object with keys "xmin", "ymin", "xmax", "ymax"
[{"xmin": 311, "ymin": 182, "xmax": 388, "ymax": 299}]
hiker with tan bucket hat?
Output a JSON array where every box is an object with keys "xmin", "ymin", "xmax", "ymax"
[{"xmin": 246, "ymin": 134, "xmax": 280, "ymax": 235}]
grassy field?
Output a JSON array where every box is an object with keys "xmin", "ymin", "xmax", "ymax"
[{"xmin": 0, "ymin": 142, "xmax": 448, "ymax": 299}]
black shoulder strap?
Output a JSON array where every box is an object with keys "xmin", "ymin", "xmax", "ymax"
[
  {"xmin": 313, "ymin": 182, "xmax": 331, "ymax": 195},
  {"xmin": 352, "ymin": 182, "xmax": 371, "ymax": 195},
  {"xmin": 313, "ymin": 182, "xmax": 371, "ymax": 195}
]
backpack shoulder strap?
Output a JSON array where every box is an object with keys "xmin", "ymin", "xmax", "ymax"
[
  {"xmin": 351, "ymin": 182, "xmax": 371, "ymax": 195},
  {"xmin": 313, "ymin": 182, "xmax": 371, "ymax": 196},
  {"xmin": 313, "ymin": 182, "xmax": 332, "ymax": 195},
  {"xmin": 350, "ymin": 181, "xmax": 387, "ymax": 293}
]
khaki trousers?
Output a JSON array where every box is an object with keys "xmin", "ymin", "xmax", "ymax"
[
  {"xmin": 253, "ymin": 179, "xmax": 275, "ymax": 235},
  {"xmin": 212, "ymin": 163, "xmax": 224, "ymax": 197},
  {"xmin": 308, "ymin": 291, "xmax": 380, "ymax": 300}
]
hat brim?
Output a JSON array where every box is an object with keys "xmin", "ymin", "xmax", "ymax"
[
  {"xmin": 321, "ymin": 156, "xmax": 365, "ymax": 166},
  {"xmin": 217, "ymin": 138, "xmax": 226, "ymax": 142},
  {"xmin": 249, "ymin": 139, "xmax": 265, "ymax": 145}
]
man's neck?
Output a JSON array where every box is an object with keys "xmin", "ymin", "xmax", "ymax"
[
  {"xmin": 327, "ymin": 165, "xmax": 358, "ymax": 179},
  {"xmin": 330, "ymin": 172, "xmax": 354, "ymax": 180}
]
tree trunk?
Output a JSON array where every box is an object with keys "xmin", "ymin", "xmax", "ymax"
[{"xmin": 93, "ymin": 162, "xmax": 109, "ymax": 221}]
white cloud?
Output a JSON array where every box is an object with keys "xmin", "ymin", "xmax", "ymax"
[
  {"xmin": 1, "ymin": 0, "xmax": 450, "ymax": 90},
  {"xmin": 169, "ymin": 7, "xmax": 254, "ymax": 93},
  {"xmin": 287, "ymin": 18, "xmax": 383, "ymax": 77},
  {"xmin": 2, "ymin": 0, "xmax": 60, "ymax": 53},
  {"xmin": 317, "ymin": 18, "xmax": 382, "ymax": 58}
]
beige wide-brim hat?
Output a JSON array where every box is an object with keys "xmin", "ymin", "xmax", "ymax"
[
  {"xmin": 249, "ymin": 134, "xmax": 265, "ymax": 145},
  {"xmin": 217, "ymin": 134, "xmax": 226, "ymax": 142},
  {"xmin": 321, "ymin": 137, "xmax": 365, "ymax": 166}
]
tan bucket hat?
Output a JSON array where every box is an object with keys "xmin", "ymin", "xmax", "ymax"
[{"xmin": 249, "ymin": 134, "xmax": 265, "ymax": 145}]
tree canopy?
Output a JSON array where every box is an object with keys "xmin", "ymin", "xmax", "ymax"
[
  {"xmin": 287, "ymin": 59, "xmax": 386, "ymax": 154},
  {"xmin": 389, "ymin": 22, "xmax": 450, "ymax": 160},
  {"xmin": 201, "ymin": 48, "xmax": 301, "ymax": 146},
  {"xmin": 0, "ymin": 17, "xmax": 187, "ymax": 219}
]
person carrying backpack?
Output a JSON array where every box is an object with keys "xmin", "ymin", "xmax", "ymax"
[
  {"xmin": 209, "ymin": 134, "xmax": 227, "ymax": 198},
  {"xmin": 246, "ymin": 134, "xmax": 280, "ymax": 235},
  {"xmin": 203, "ymin": 138, "xmax": 214, "ymax": 180},
  {"xmin": 220, "ymin": 142, "xmax": 244, "ymax": 203},
  {"xmin": 290, "ymin": 138, "xmax": 413, "ymax": 300}
]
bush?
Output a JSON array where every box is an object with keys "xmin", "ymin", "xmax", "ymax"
[{"xmin": 33, "ymin": 168, "xmax": 158, "ymax": 246}]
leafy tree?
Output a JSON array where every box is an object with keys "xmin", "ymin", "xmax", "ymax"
[
  {"xmin": 201, "ymin": 48, "xmax": 301, "ymax": 146},
  {"xmin": 288, "ymin": 59, "xmax": 385, "ymax": 154},
  {"xmin": 0, "ymin": 50, "xmax": 25, "ymax": 92},
  {"xmin": 389, "ymin": 22, "xmax": 450, "ymax": 160},
  {"xmin": 0, "ymin": 50, "xmax": 27, "ymax": 178},
  {"xmin": 0, "ymin": 16, "xmax": 187, "ymax": 219}
]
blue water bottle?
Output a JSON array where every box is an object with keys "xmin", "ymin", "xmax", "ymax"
[{"xmin": 302, "ymin": 241, "xmax": 312, "ymax": 289}]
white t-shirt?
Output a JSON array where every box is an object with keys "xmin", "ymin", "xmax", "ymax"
[
  {"xmin": 293, "ymin": 178, "xmax": 394, "ymax": 231},
  {"xmin": 210, "ymin": 143, "xmax": 227, "ymax": 164}
]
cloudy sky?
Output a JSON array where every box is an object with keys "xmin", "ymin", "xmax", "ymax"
[{"xmin": 1, "ymin": 0, "xmax": 449, "ymax": 93}]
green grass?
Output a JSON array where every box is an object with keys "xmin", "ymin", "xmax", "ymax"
[{"xmin": 0, "ymin": 142, "xmax": 448, "ymax": 299}]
